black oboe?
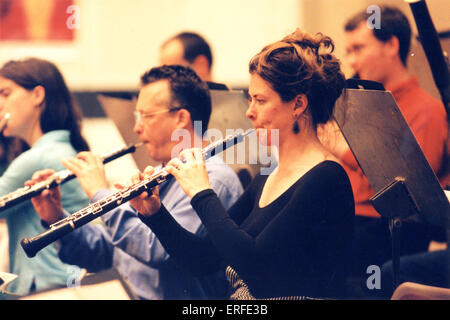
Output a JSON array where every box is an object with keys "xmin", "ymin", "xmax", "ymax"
[
  {"xmin": 21, "ymin": 129, "xmax": 254, "ymax": 258},
  {"xmin": 0, "ymin": 142, "xmax": 143, "ymax": 212}
]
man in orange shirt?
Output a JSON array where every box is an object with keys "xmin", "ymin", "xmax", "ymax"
[{"xmin": 329, "ymin": 6, "xmax": 447, "ymax": 295}]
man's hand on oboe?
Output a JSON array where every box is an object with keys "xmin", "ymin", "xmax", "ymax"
[
  {"xmin": 25, "ymin": 169, "xmax": 64, "ymax": 225},
  {"xmin": 116, "ymin": 166, "xmax": 162, "ymax": 217}
]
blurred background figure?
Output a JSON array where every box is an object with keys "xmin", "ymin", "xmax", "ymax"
[
  {"xmin": 160, "ymin": 32, "xmax": 228, "ymax": 90},
  {"xmin": 321, "ymin": 5, "xmax": 447, "ymax": 298},
  {"xmin": 0, "ymin": 58, "xmax": 90, "ymax": 296},
  {"xmin": 0, "ymin": 136, "xmax": 28, "ymax": 273}
]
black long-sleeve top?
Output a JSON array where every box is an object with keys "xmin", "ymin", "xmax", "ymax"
[{"xmin": 140, "ymin": 160, "xmax": 355, "ymax": 299}]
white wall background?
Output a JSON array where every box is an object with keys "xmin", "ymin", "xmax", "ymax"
[
  {"xmin": 1, "ymin": 0, "xmax": 448, "ymax": 90},
  {"xmin": 0, "ymin": 0, "xmax": 303, "ymax": 90}
]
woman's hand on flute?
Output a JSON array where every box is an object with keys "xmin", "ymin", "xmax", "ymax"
[
  {"xmin": 165, "ymin": 148, "xmax": 211, "ymax": 199},
  {"xmin": 25, "ymin": 169, "xmax": 64, "ymax": 225},
  {"xmin": 116, "ymin": 166, "xmax": 161, "ymax": 217}
]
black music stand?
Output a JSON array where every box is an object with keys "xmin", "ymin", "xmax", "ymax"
[{"xmin": 333, "ymin": 80, "xmax": 450, "ymax": 290}]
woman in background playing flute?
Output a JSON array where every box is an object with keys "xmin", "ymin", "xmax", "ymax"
[
  {"xmin": 131, "ymin": 29, "xmax": 355, "ymax": 300},
  {"xmin": 0, "ymin": 58, "xmax": 90, "ymax": 296}
]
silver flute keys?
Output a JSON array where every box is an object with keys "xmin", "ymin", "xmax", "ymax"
[{"xmin": 0, "ymin": 142, "xmax": 143, "ymax": 212}]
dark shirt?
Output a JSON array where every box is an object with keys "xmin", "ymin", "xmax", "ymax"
[{"xmin": 141, "ymin": 160, "xmax": 355, "ymax": 299}]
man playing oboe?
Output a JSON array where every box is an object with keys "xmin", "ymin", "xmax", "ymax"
[{"xmin": 27, "ymin": 65, "xmax": 243, "ymax": 300}]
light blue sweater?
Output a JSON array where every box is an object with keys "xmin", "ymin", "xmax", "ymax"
[{"xmin": 0, "ymin": 130, "xmax": 89, "ymax": 295}]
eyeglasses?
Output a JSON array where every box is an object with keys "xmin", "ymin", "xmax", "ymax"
[{"xmin": 134, "ymin": 107, "xmax": 184, "ymax": 123}]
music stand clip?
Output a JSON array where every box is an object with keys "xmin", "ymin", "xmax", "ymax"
[
  {"xmin": 370, "ymin": 177, "xmax": 421, "ymax": 220},
  {"xmin": 370, "ymin": 177, "xmax": 421, "ymax": 289}
]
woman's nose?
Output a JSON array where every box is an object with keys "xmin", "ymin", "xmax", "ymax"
[{"xmin": 246, "ymin": 102, "xmax": 255, "ymax": 120}]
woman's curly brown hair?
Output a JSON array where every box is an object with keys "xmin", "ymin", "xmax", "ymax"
[{"xmin": 249, "ymin": 29, "xmax": 345, "ymax": 128}]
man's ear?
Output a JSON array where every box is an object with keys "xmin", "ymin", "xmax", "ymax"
[
  {"xmin": 191, "ymin": 55, "xmax": 211, "ymax": 81},
  {"xmin": 32, "ymin": 85, "xmax": 46, "ymax": 108},
  {"xmin": 175, "ymin": 108, "xmax": 192, "ymax": 129},
  {"xmin": 385, "ymin": 36, "xmax": 400, "ymax": 60}
]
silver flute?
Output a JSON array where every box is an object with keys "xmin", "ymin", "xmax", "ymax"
[
  {"xmin": 21, "ymin": 129, "xmax": 254, "ymax": 258},
  {"xmin": 0, "ymin": 142, "xmax": 143, "ymax": 212}
]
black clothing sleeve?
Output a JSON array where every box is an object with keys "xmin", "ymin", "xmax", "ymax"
[
  {"xmin": 139, "ymin": 176, "xmax": 260, "ymax": 276},
  {"xmin": 141, "ymin": 162, "xmax": 354, "ymax": 298}
]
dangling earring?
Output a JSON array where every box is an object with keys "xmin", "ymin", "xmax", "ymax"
[{"xmin": 292, "ymin": 119, "xmax": 300, "ymax": 134}]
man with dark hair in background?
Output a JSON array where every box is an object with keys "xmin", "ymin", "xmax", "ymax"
[
  {"xmin": 322, "ymin": 5, "xmax": 447, "ymax": 298},
  {"xmin": 160, "ymin": 32, "xmax": 229, "ymax": 90}
]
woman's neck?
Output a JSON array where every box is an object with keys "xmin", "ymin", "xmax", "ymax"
[
  {"xmin": 24, "ymin": 120, "xmax": 44, "ymax": 147},
  {"xmin": 276, "ymin": 128, "xmax": 331, "ymax": 176},
  {"xmin": 259, "ymin": 128, "xmax": 333, "ymax": 208}
]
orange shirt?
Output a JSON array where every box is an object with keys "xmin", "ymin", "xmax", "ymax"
[{"xmin": 340, "ymin": 76, "xmax": 448, "ymax": 218}]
